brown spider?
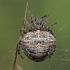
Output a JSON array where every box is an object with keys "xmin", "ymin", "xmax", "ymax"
[{"xmin": 19, "ymin": 15, "xmax": 57, "ymax": 61}]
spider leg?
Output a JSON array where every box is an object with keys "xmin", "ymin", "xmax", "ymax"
[
  {"xmin": 48, "ymin": 45, "xmax": 56, "ymax": 58},
  {"xmin": 20, "ymin": 28, "xmax": 27, "ymax": 37},
  {"xmin": 41, "ymin": 15, "xmax": 49, "ymax": 23},
  {"xmin": 17, "ymin": 41, "xmax": 24, "ymax": 59},
  {"xmin": 48, "ymin": 22, "xmax": 57, "ymax": 29},
  {"xmin": 20, "ymin": 18, "xmax": 29, "ymax": 37},
  {"xmin": 47, "ymin": 29, "xmax": 56, "ymax": 37},
  {"xmin": 46, "ymin": 22, "xmax": 57, "ymax": 37},
  {"xmin": 22, "ymin": 18, "xmax": 29, "ymax": 25},
  {"xmin": 31, "ymin": 15, "xmax": 36, "ymax": 22}
]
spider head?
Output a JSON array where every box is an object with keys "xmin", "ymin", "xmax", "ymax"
[{"xmin": 30, "ymin": 15, "xmax": 47, "ymax": 31}]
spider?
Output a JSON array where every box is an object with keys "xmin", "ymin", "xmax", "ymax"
[
  {"xmin": 12, "ymin": 2, "xmax": 57, "ymax": 70},
  {"xmin": 18, "ymin": 15, "xmax": 57, "ymax": 61}
]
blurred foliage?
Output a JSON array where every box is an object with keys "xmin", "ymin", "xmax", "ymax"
[{"xmin": 0, "ymin": 0, "xmax": 70, "ymax": 70}]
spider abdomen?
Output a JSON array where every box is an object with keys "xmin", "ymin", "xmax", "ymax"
[{"xmin": 21, "ymin": 30, "xmax": 56, "ymax": 62}]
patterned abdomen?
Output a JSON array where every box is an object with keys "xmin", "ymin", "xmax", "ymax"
[{"xmin": 21, "ymin": 30, "xmax": 56, "ymax": 62}]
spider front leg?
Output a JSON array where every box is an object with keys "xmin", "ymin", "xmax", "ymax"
[
  {"xmin": 41, "ymin": 15, "xmax": 49, "ymax": 23},
  {"xmin": 20, "ymin": 19, "xmax": 29, "ymax": 37}
]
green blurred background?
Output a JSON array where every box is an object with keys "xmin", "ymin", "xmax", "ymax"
[{"xmin": 0, "ymin": 0, "xmax": 70, "ymax": 70}]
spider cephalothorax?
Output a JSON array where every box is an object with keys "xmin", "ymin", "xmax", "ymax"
[
  {"xmin": 25, "ymin": 15, "xmax": 57, "ymax": 37},
  {"xmin": 17, "ymin": 15, "xmax": 57, "ymax": 62},
  {"xmin": 29, "ymin": 15, "xmax": 47, "ymax": 31}
]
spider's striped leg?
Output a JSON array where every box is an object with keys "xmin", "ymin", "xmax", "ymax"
[
  {"xmin": 41, "ymin": 15, "xmax": 49, "ymax": 23},
  {"xmin": 48, "ymin": 22, "xmax": 57, "ymax": 29},
  {"xmin": 22, "ymin": 18, "xmax": 29, "ymax": 25},
  {"xmin": 47, "ymin": 29, "xmax": 55, "ymax": 37},
  {"xmin": 48, "ymin": 45, "xmax": 56, "ymax": 58},
  {"xmin": 20, "ymin": 28, "xmax": 27, "ymax": 37},
  {"xmin": 17, "ymin": 41, "xmax": 24, "ymax": 59},
  {"xmin": 20, "ymin": 18, "xmax": 29, "ymax": 37}
]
